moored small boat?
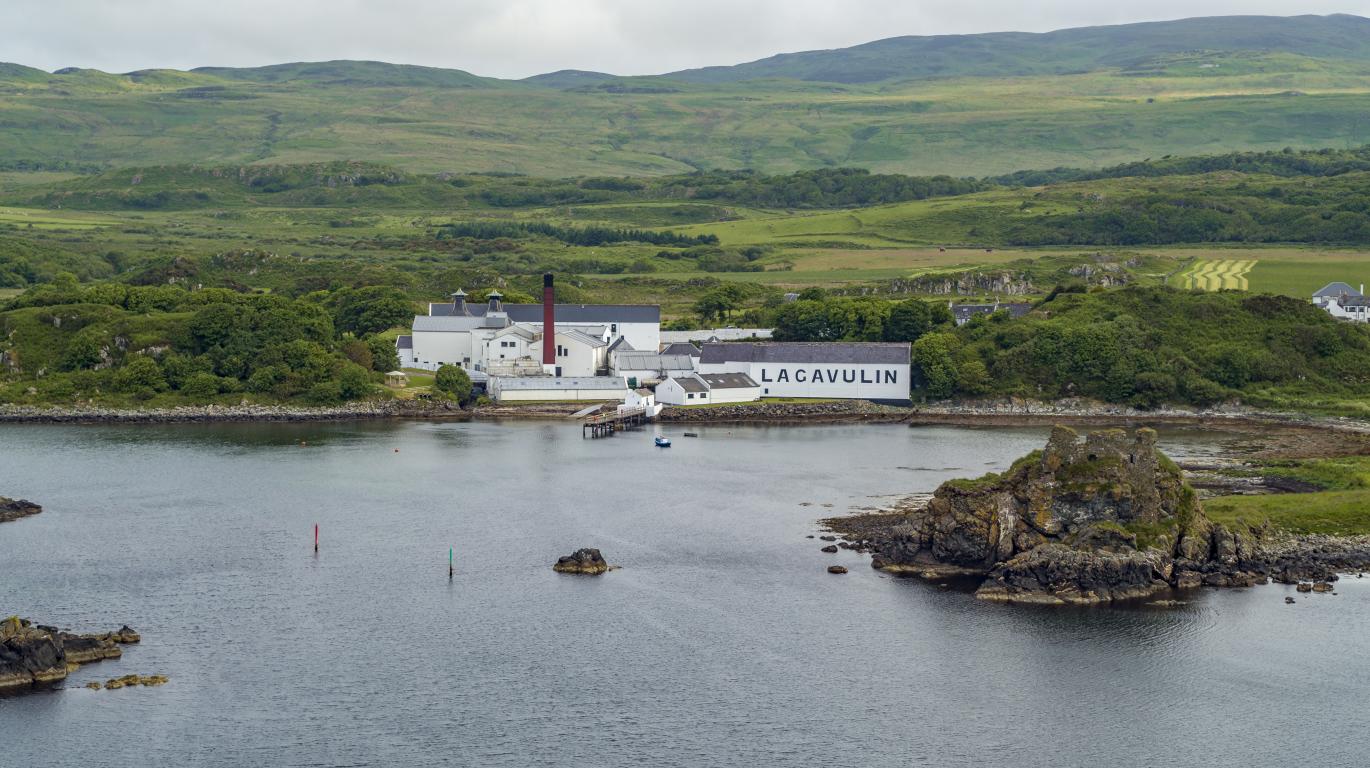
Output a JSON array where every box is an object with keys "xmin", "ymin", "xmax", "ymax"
[{"xmin": 654, "ymin": 436, "xmax": 672, "ymax": 447}]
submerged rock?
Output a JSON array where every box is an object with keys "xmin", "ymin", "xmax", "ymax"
[
  {"xmin": 0, "ymin": 497, "xmax": 42, "ymax": 524},
  {"xmin": 553, "ymin": 548, "xmax": 611, "ymax": 575},
  {"xmin": 0, "ymin": 616, "xmax": 141, "ymax": 692},
  {"xmin": 101, "ymin": 674, "xmax": 168, "ymax": 690},
  {"xmin": 827, "ymin": 566, "xmax": 848, "ymax": 574}
]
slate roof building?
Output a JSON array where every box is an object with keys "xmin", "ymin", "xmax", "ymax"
[
  {"xmin": 488, "ymin": 376, "xmax": 629, "ymax": 403},
  {"xmin": 406, "ymin": 281, "xmax": 661, "ymax": 375},
  {"xmin": 1315, "ymin": 282, "xmax": 1370, "ymax": 323},
  {"xmin": 698, "ymin": 342, "xmax": 910, "ymax": 403}
]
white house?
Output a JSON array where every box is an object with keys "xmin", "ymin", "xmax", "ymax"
[
  {"xmin": 656, "ymin": 374, "xmax": 712, "ymax": 406},
  {"xmin": 656, "ymin": 372, "xmax": 761, "ymax": 405},
  {"xmin": 698, "ymin": 373, "xmax": 762, "ymax": 404},
  {"xmin": 488, "ymin": 376, "xmax": 628, "ymax": 403},
  {"xmin": 698, "ymin": 342, "xmax": 911, "ymax": 403},
  {"xmin": 620, "ymin": 388, "xmax": 664, "ymax": 418},
  {"xmin": 1314, "ymin": 282, "xmax": 1369, "ymax": 323}
]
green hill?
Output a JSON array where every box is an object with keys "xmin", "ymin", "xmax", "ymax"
[
  {"xmin": 1, "ymin": 15, "xmax": 1370, "ymax": 176},
  {"xmin": 190, "ymin": 60, "xmax": 501, "ymax": 89},
  {"xmin": 666, "ymin": 14, "xmax": 1370, "ymax": 83}
]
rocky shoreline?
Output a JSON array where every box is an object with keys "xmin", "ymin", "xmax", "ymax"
[
  {"xmin": 0, "ymin": 617, "xmax": 142, "ymax": 691},
  {"xmin": 821, "ymin": 426, "xmax": 1370, "ymax": 605},
  {"xmin": 3, "ymin": 394, "xmax": 1367, "ymax": 433},
  {"xmin": 0, "ymin": 497, "xmax": 42, "ymax": 524},
  {"xmin": 0, "ymin": 400, "xmax": 469, "ymax": 424},
  {"xmin": 658, "ymin": 400, "xmax": 912, "ymax": 424}
]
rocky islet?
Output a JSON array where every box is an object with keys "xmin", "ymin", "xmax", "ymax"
[
  {"xmin": 0, "ymin": 497, "xmax": 42, "ymax": 524},
  {"xmin": 837, "ymin": 426, "xmax": 1370, "ymax": 604},
  {"xmin": 552, "ymin": 548, "xmax": 612, "ymax": 575},
  {"xmin": 0, "ymin": 616, "xmax": 144, "ymax": 692}
]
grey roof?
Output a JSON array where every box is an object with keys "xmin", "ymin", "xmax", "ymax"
[
  {"xmin": 607, "ymin": 337, "xmax": 633, "ymax": 354},
  {"xmin": 559, "ymin": 328, "xmax": 607, "ymax": 348},
  {"xmin": 1338, "ymin": 295, "xmax": 1370, "ymax": 308},
  {"xmin": 699, "ymin": 342, "xmax": 910, "ymax": 365},
  {"xmin": 1314, "ymin": 282, "xmax": 1361, "ymax": 298},
  {"xmin": 700, "ymin": 373, "xmax": 759, "ymax": 389},
  {"xmin": 659, "ymin": 342, "xmax": 700, "ymax": 357},
  {"xmin": 493, "ymin": 325, "xmax": 535, "ymax": 339},
  {"xmin": 430, "ymin": 302, "xmax": 659, "ymax": 323},
  {"xmin": 614, "ymin": 351, "xmax": 696, "ymax": 371},
  {"xmin": 395, "ymin": 335, "xmax": 412, "ymax": 350},
  {"xmin": 671, "ymin": 376, "xmax": 709, "ymax": 393},
  {"xmin": 494, "ymin": 376, "xmax": 626, "ymax": 391},
  {"xmin": 951, "ymin": 302, "xmax": 1033, "ymax": 322},
  {"xmin": 412, "ymin": 315, "xmax": 493, "ymax": 332}
]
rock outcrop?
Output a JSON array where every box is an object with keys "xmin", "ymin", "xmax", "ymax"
[
  {"xmin": 866, "ymin": 426, "xmax": 1370, "ymax": 604},
  {"xmin": 0, "ymin": 497, "xmax": 42, "ymax": 524},
  {"xmin": 0, "ymin": 616, "xmax": 141, "ymax": 691},
  {"xmin": 553, "ymin": 548, "xmax": 611, "ymax": 575}
]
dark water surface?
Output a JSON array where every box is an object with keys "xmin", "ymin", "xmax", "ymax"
[{"xmin": 1, "ymin": 421, "xmax": 1367, "ymax": 767}]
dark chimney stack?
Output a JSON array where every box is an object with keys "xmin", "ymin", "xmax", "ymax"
[
  {"xmin": 450, "ymin": 289, "xmax": 467, "ymax": 315},
  {"xmin": 487, "ymin": 290, "xmax": 502, "ymax": 313},
  {"xmin": 542, "ymin": 273, "xmax": 555, "ymax": 367}
]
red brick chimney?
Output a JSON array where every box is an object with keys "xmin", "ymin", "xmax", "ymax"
[{"xmin": 542, "ymin": 273, "xmax": 555, "ymax": 367}]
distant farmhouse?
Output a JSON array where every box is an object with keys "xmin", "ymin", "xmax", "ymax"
[
  {"xmin": 950, "ymin": 300, "xmax": 1033, "ymax": 326},
  {"xmin": 1313, "ymin": 282, "xmax": 1369, "ymax": 323}
]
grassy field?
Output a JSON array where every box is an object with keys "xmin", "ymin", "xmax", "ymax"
[
  {"xmin": 1177, "ymin": 259, "xmax": 1256, "ymax": 290},
  {"xmin": 1165, "ymin": 249, "xmax": 1370, "ymax": 296},
  {"xmin": 0, "ymin": 207, "xmax": 114, "ymax": 230},
  {"xmin": 1207, "ymin": 491, "xmax": 1370, "ymax": 536},
  {"xmin": 1207, "ymin": 456, "xmax": 1370, "ymax": 536}
]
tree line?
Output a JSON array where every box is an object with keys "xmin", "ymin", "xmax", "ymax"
[
  {"xmin": 1, "ymin": 280, "xmax": 420, "ymax": 406},
  {"xmin": 437, "ymin": 221, "xmax": 718, "ymax": 247}
]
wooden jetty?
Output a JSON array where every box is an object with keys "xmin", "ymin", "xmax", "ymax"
[{"xmin": 582, "ymin": 406, "xmax": 650, "ymax": 438}]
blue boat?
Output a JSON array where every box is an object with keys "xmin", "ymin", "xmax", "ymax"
[{"xmin": 654, "ymin": 436, "xmax": 672, "ymax": 447}]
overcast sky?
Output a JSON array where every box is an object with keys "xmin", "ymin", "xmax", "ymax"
[{"xmin": 6, "ymin": 1, "xmax": 1369, "ymax": 78}]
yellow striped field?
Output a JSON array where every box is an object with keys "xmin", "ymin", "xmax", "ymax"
[{"xmin": 1179, "ymin": 259, "xmax": 1256, "ymax": 291}]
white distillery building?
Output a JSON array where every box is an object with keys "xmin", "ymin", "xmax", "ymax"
[
  {"xmin": 656, "ymin": 372, "xmax": 762, "ymax": 406},
  {"xmin": 426, "ymin": 293, "xmax": 660, "ymax": 353},
  {"xmin": 400, "ymin": 282, "xmax": 661, "ymax": 375},
  {"xmin": 488, "ymin": 376, "xmax": 629, "ymax": 403},
  {"xmin": 611, "ymin": 350, "xmax": 698, "ymax": 387},
  {"xmin": 697, "ymin": 342, "xmax": 910, "ymax": 402}
]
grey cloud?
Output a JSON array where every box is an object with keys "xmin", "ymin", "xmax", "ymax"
[{"xmin": 5, "ymin": 0, "xmax": 1368, "ymax": 78}]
